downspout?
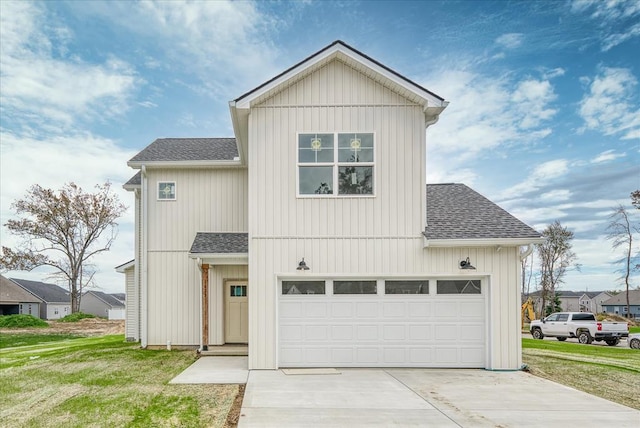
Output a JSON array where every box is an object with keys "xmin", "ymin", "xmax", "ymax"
[
  {"xmin": 141, "ymin": 165, "xmax": 148, "ymax": 348},
  {"xmin": 197, "ymin": 257, "xmax": 203, "ymax": 353}
]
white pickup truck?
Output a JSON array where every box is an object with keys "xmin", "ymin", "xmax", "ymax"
[{"xmin": 530, "ymin": 312, "xmax": 628, "ymax": 346}]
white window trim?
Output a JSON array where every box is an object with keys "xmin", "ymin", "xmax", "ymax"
[
  {"xmin": 157, "ymin": 181, "xmax": 176, "ymax": 201},
  {"xmin": 296, "ymin": 131, "xmax": 376, "ymax": 198}
]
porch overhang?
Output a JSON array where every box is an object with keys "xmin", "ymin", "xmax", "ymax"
[{"xmin": 189, "ymin": 253, "xmax": 248, "ymax": 265}]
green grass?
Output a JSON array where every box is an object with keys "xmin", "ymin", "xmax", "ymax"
[
  {"xmin": 630, "ymin": 326, "xmax": 640, "ymax": 334},
  {"xmin": 0, "ymin": 334, "xmax": 238, "ymax": 427},
  {"xmin": 523, "ymin": 338, "xmax": 640, "ymax": 409},
  {"xmin": 57, "ymin": 312, "xmax": 96, "ymax": 322},
  {"xmin": 0, "ymin": 314, "xmax": 49, "ymax": 328},
  {"xmin": 0, "ymin": 333, "xmax": 84, "ymax": 348}
]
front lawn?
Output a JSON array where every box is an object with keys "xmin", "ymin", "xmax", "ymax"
[
  {"xmin": 0, "ymin": 334, "xmax": 238, "ymax": 427},
  {"xmin": 523, "ymin": 338, "xmax": 640, "ymax": 410}
]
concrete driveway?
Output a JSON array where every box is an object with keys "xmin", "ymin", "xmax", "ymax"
[{"xmin": 239, "ymin": 368, "xmax": 639, "ymax": 427}]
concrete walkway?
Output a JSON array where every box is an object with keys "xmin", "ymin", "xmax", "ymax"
[
  {"xmin": 239, "ymin": 368, "xmax": 640, "ymax": 427},
  {"xmin": 169, "ymin": 356, "xmax": 248, "ymax": 384}
]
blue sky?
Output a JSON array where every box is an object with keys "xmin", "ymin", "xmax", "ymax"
[{"xmin": 1, "ymin": 0, "xmax": 639, "ymax": 294}]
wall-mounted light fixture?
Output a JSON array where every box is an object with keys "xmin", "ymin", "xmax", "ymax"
[
  {"xmin": 296, "ymin": 258, "xmax": 310, "ymax": 271},
  {"xmin": 459, "ymin": 257, "xmax": 476, "ymax": 270}
]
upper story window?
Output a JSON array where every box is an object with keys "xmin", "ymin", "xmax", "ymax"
[
  {"xmin": 158, "ymin": 182, "xmax": 176, "ymax": 200},
  {"xmin": 298, "ymin": 132, "xmax": 374, "ymax": 196}
]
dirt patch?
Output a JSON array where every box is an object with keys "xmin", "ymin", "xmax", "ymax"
[
  {"xmin": 224, "ymin": 384, "xmax": 245, "ymax": 428},
  {"xmin": 0, "ymin": 318, "xmax": 124, "ymax": 336}
]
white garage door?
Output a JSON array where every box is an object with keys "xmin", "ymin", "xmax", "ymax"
[{"xmin": 278, "ymin": 279, "xmax": 486, "ymax": 368}]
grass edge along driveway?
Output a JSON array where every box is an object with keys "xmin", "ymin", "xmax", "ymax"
[
  {"xmin": 0, "ymin": 334, "xmax": 238, "ymax": 428},
  {"xmin": 522, "ymin": 338, "xmax": 640, "ymax": 410}
]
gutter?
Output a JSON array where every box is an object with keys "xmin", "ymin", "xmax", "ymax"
[
  {"xmin": 141, "ymin": 165, "xmax": 148, "ymax": 349},
  {"xmin": 519, "ymin": 244, "xmax": 534, "ymax": 261}
]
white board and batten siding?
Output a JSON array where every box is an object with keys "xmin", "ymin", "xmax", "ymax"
[
  {"xmin": 144, "ymin": 168, "xmax": 248, "ymax": 346},
  {"xmin": 247, "ymin": 59, "xmax": 523, "ymax": 370}
]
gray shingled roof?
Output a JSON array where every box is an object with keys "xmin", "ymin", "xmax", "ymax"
[
  {"xmin": 125, "ymin": 171, "xmax": 141, "ymax": 187},
  {"xmin": 602, "ymin": 290, "xmax": 640, "ymax": 306},
  {"xmin": 85, "ymin": 290, "xmax": 125, "ymax": 308},
  {"xmin": 129, "ymin": 138, "xmax": 238, "ymax": 163},
  {"xmin": 190, "ymin": 233, "xmax": 248, "ymax": 254},
  {"xmin": 425, "ymin": 184, "xmax": 541, "ymax": 240},
  {"xmin": 110, "ymin": 293, "xmax": 126, "ymax": 302},
  {"xmin": 10, "ymin": 278, "xmax": 70, "ymax": 303}
]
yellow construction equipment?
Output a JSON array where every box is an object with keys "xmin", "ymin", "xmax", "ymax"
[{"xmin": 522, "ymin": 298, "xmax": 536, "ymax": 325}]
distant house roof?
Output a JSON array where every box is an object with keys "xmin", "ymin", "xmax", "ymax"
[
  {"xmin": 10, "ymin": 278, "xmax": 70, "ymax": 304},
  {"xmin": 424, "ymin": 184, "xmax": 542, "ymax": 243},
  {"xmin": 527, "ymin": 290, "xmax": 607, "ymax": 298},
  {"xmin": 189, "ymin": 233, "xmax": 248, "ymax": 254},
  {"xmin": 110, "ymin": 293, "xmax": 126, "ymax": 302},
  {"xmin": 128, "ymin": 138, "xmax": 238, "ymax": 165},
  {"xmin": 84, "ymin": 291, "xmax": 125, "ymax": 308},
  {"xmin": 0, "ymin": 275, "xmax": 42, "ymax": 303},
  {"xmin": 602, "ymin": 290, "xmax": 640, "ymax": 306}
]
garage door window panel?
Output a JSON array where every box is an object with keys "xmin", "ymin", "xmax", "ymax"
[
  {"xmin": 333, "ymin": 280, "xmax": 377, "ymax": 294},
  {"xmin": 282, "ymin": 281, "xmax": 326, "ymax": 295},
  {"xmin": 385, "ymin": 280, "xmax": 429, "ymax": 294},
  {"xmin": 437, "ymin": 280, "xmax": 481, "ymax": 294}
]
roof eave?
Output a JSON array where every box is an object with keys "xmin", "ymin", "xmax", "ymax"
[
  {"xmin": 127, "ymin": 160, "xmax": 244, "ymax": 169},
  {"xmin": 424, "ymin": 237, "xmax": 545, "ymax": 248},
  {"xmin": 188, "ymin": 253, "xmax": 249, "ymax": 265},
  {"xmin": 115, "ymin": 260, "xmax": 135, "ymax": 273}
]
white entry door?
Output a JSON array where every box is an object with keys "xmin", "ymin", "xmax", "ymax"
[{"xmin": 225, "ymin": 281, "xmax": 248, "ymax": 343}]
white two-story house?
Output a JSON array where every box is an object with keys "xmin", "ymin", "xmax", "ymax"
[{"xmin": 120, "ymin": 41, "xmax": 542, "ymax": 370}]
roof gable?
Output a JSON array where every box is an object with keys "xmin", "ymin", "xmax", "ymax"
[
  {"xmin": 234, "ymin": 40, "xmax": 446, "ymax": 110},
  {"xmin": 602, "ymin": 290, "xmax": 640, "ymax": 306},
  {"xmin": 0, "ymin": 275, "xmax": 42, "ymax": 303},
  {"xmin": 85, "ymin": 290, "xmax": 125, "ymax": 308}
]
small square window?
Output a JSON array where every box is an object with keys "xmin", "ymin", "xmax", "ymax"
[
  {"xmin": 230, "ymin": 285, "xmax": 247, "ymax": 297},
  {"xmin": 158, "ymin": 182, "xmax": 176, "ymax": 200}
]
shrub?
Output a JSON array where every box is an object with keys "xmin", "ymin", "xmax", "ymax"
[
  {"xmin": 57, "ymin": 312, "xmax": 96, "ymax": 323},
  {"xmin": 0, "ymin": 314, "xmax": 48, "ymax": 328}
]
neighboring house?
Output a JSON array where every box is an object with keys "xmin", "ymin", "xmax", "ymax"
[
  {"xmin": 527, "ymin": 290, "xmax": 610, "ymax": 314},
  {"xmin": 116, "ymin": 260, "xmax": 137, "ymax": 341},
  {"xmin": 602, "ymin": 290, "xmax": 640, "ymax": 319},
  {"xmin": 80, "ymin": 290, "xmax": 126, "ymax": 320},
  {"xmin": 110, "ymin": 293, "xmax": 126, "ymax": 304},
  {"xmin": 0, "ymin": 275, "xmax": 42, "ymax": 317},
  {"xmin": 9, "ymin": 278, "xmax": 71, "ymax": 320},
  {"xmin": 118, "ymin": 41, "xmax": 543, "ymax": 370}
]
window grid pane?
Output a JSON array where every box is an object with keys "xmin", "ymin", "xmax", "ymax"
[
  {"xmin": 333, "ymin": 280, "xmax": 377, "ymax": 295},
  {"xmin": 282, "ymin": 281, "xmax": 326, "ymax": 295},
  {"xmin": 385, "ymin": 280, "xmax": 429, "ymax": 294},
  {"xmin": 436, "ymin": 280, "xmax": 481, "ymax": 294}
]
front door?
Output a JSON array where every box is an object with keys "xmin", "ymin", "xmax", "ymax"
[{"xmin": 225, "ymin": 281, "xmax": 248, "ymax": 343}]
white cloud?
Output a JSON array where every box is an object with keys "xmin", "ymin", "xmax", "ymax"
[
  {"xmin": 540, "ymin": 189, "xmax": 572, "ymax": 201},
  {"xmin": 578, "ymin": 67, "xmax": 640, "ymax": 140},
  {"xmin": 76, "ymin": 0, "xmax": 283, "ymax": 97},
  {"xmin": 591, "ymin": 149, "xmax": 626, "ymax": 163},
  {"xmin": 0, "ymin": 2, "xmax": 140, "ymax": 129},
  {"xmin": 499, "ymin": 159, "xmax": 569, "ymax": 200},
  {"xmin": 495, "ymin": 33, "xmax": 524, "ymax": 49},
  {"xmin": 602, "ymin": 22, "xmax": 640, "ymax": 51},
  {"xmin": 542, "ymin": 68, "xmax": 566, "ymax": 79}
]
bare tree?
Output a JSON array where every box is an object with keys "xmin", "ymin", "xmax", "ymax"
[
  {"xmin": 521, "ymin": 251, "xmax": 534, "ymax": 299},
  {"xmin": 0, "ymin": 182, "xmax": 126, "ymax": 312},
  {"xmin": 536, "ymin": 221, "xmax": 578, "ymax": 315},
  {"xmin": 607, "ymin": 194, "xmax": 639, "ymax": 317}
]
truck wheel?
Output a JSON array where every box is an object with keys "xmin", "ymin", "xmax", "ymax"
[
  {"xmin": 630, "ymin": 338, "xmax": 640, "ymax": 349},
  {"xmin": 556, "ymin": 337, "xmax": 567, "ymax": 341},
  {"xmin": 605, "ymin": 339, "xmax": 620, "ymax": 346},
  {"xmin": 531, "ymin": 328, "xmax": 544, "ymax": 340},
  {"xmin": 578, "ymin": 331, "xmax": 593, "ymax": 344}
]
